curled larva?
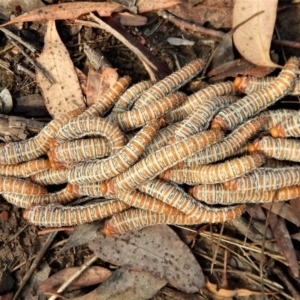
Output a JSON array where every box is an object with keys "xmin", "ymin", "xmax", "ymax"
[
  {"xmin": 48, "ymin": 138, "xmax": 111, "ymax": 169},
  {"xmin": 172, "ymin": 96, "xmax": 239, "ymax": 141},
  {"xmin": 3, "ymin": 187, "xmax": 76, "ymax": 208},
  {"xmin": 67, "ymin": 121, "xmax": 160, "ymax": 184},
  {"xmin": 224, "ymin": 167, "xmax": 300, "ymax": 192},
  {"xmin": 182, "ymin": 115, "xmax": 266, "ymax": 167},
  {"xmin": 0, "ymin": 177, "xmax": 47, "ymax": 196},
  {"xmin": 104, "ymin": 130, "xmax": 223, "ymax": 195},
  {"xmin": 234, "ymin": 76, "xmax": 300, "ymax": 95},
  {"xmin": 53, "ymin": 116, "xmax": 126, "ymax": 154},
  {"xmin": 80, "ymin": 76, "xmax": 132, "ymax": 117},
  {"xmin": 253, "ymin": 136, "xmax": 300, "ymax": 162},
  {"xmin": 23, "ymin": 200, "xmax": 130, "ymax": 227},
  {"xmin": 0, "ymin": 107, "xmax": 85, "ymax": 164},
  {"xmin": 166, "ymin": 81, "xmax": 237, "ymax": 124},
  {"xmin": 160, "ymin": 153, "xmax": 266, "ymax": 185},
  {"xmin": 133, "ymin": 59, "xmax": 205, "ymax": 109},
  {"xmin": 104, "ymin": 203, "xmax": 245, "ymax": 235},
  {"xmin": 0, "ymin": 159, "xmax": 51, "ymax": 177},
  {"xmin": 270, "ymin": 115, "xmax": 300, "ymax": 138},
  {"xmin": 30, "ymin": 168, "xmax": 68, "ymax": 185},
  {"xmin": 109, "ymin": 92, "xmax": 187, "ymax": 132},
  {"xmin": 112, "ymin": 80, "xmax": 153, "ymax": 113},
  {"xmin": 211, "ymin": 57, "xmax": 299, "ymax": 131}
]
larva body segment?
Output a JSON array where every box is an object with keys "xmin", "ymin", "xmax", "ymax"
[
  {"xmin": 112, "ymin": 80, "xmax": 153, "ymax": 113},
  {"xmin": 133, "ymin": 59, "xmax": 205, "ymax": 109},
  {"xmin": 173, "ymin": 96, "xmax": 240, "ymax": 141},
  {"xmin": 116, "ymin": 190, "xmax": 182, "ymax": 215},
  {"xmin": 48, "ymin": 138, "xmax": 111, "ymax": 169},
  {"xmin": 161, "ymin": 153, "xmax": 266, "ymax": 185},
  {"xmin": 53, "ymin": 116, "xmax": 125, "ymax": 154},
  {"xmin": 192, "ymin": 184, "xmax": 276, "ymax": 205},
  {"xmin": 104, "ymin": 203, "xmax": 245, "ymax": 235},
  {"xmin": 254, "ymin": 136, "xmax": 300, "ymax": 162},
  {"xmin": 224, "ymin": 167, "xmax": 300, "ymax": 192},
  {"xmin": 182, "ymin": 115, "xmax": 266, "ymax": 167},
  {"xmin": 0, "ymin": 177, "xmax": 47, "ymax": 196},
  {"xmin": 67, "ymin": 121, "xmax": 160, "ymax": 184},
  {"xmin": 30, "ymin": 168, "xmax": 68, "ymax": 185},
  {"xmin": 262, "ymin": 158, "xmax": 298, "ymax": 168},
  {"xmin": 275, "ymin": 186, "xmax": 300, "ymax": 201},
  {"xmin": 0, "ymin": 159, "xmax": 51, "ymax": 177},
  {"xmin": 0, "ymin": 107, "xmax": 86, "ymax": 165},
  {"xmin": 3, "ymin": 187, "xmax": 76, "ymax": 208},
  {"xmin": 260, "ymin": 109, "xmax": 298, "ymax": 132},
  {"xmin": 235, "ymin": 76, "xmax": 300, "ymax": 95},
  {"xmin": 211, "ymin": 57, "xmax": 299, "ymax": 131},
  {"xmin": 109, "ymin": 92, "xmax": 187, "ymax": 132},
  {"xmin": 80, "ymin": 76, "xmax": 132, "ymax": 117},
  {"xmin": 271, "ymin": 115, "xmax": 300, "ymax": 138},
  {"xmin": 138, "ymin": 178, "xmax": 245, "ymax": 222},
  {"xmin": 106, "ymin": 130, "xmax": 223, "ymax": 194},
  {"xmin": 23, "ymin": 200, "xmax": 130, "ymax": 227},
  {"xmin": 166, "ymin": 81, "xmax": 237, "ymax": 124}
]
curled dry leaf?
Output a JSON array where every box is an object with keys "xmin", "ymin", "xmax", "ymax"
[
  {"xmin": 233, "ymin": 0, "xmax": 279, "ymax": 67},
  {"xmin": 36, "ymin": 20, "xmax": 86, "ymax": 117},
  {"xmin": 37, "ymin": 266, "xmax": 112, "ymax": 295},
  {"xmin": 89, "ymin": 224, "xmax": 204, "ymax": 293}
]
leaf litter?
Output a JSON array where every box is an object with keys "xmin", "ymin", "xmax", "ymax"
[{"xmin": 1, "ymin": 0, "xmax": 300, "ymax": 299}]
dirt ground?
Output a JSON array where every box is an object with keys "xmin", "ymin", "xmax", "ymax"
[{"xmin": 0, "ymin": 1, "xmax": 300, "ymax": 299}]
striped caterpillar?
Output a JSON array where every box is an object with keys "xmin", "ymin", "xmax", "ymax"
[
  {"xmin": 165, "ymin": 81, "xmax": 237, "ymax": 124},
  {"xmin": 0, "ymin": 107, "xmax": 85, "ymax": 164},
  {"xmin": 253, "ymin": 136, "xmax": 300, "ymax": 162},
  {"xmin": 104, "ymin": 130, "xmax": 223, "ymax": 195},
  {"xmin": 80, "ymin": 76, "xmax": 131, "ymax": 117},
  {"xmin": 0, "ymin": 177, "xmax": 47, "ymax": 196},
  {"xmin": 133, "ymin": 59, "xmax": 205, "ymax": 109},
  {"xmin": 104, "ymin": 204, "xmax": 246, "ymax": 235},
  {"xmin": 67, "ymin": 121, "xmax": 160, "ymax": 184},
  {"xmin": 138, "ymin": 178, "xmax": 246, "ymax": 221},
  {"xmin": 270, "ymin": 114, "xmax": 300, "ymax": 138},
  {"xmin": 109, "ymin": 92, "xmax": 187, "ymax": 132},
  {"xmin": 160, "ymin": 153, "xmax": 266, "ymax": 185},
  {"xmin": 192, "ymin": 184, "xmax": 300, "ymax": 205},
  {"xmin": 211, "ymin": 57, "xmax": 299, "ymax": 131},
  {"xmin": 30, "ymin": 168, "xmax": 68, "ymax": 185},
  {"xmin": 23, "ymin": 199, "xmax": 130, "ymax": 227},
  {"xmin": 223, "ymin": 166, "xmax": 300, "ymax": 191},
  {"xmin": 172, "ymin": 96, "xmax": 239, "ymax": 141},
  {"xmin": 234, "ymin": 76, "xmax": 300, "ymax": 95},
  {"xmin": 3, "ymin": 187, "xmax": 76, "ymax": 208},
  {"xmin": 0, "ymin": 159, "xmax": 50, "ymax": 177},
  {"xmin": 181, "ymin": 115, "xmax": 265, "ymax": 167},
  {"xmin": 48, "ymin": 137, "xmax": 111, "ymax": 169},
  {"xmin": 112, "ymin": 80, "xmax": 153, "ymax": 113},
  {"xmin": 52, "ymin": 116, "xmax": 125, "ymax": 155}
]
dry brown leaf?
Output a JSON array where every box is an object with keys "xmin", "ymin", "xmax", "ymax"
[
  {"xmin": 137, "ymin": 0, "xmax": 181, "ymax": 13},
  {"xmin": 267, "ymin": 212, "xmax": 299, "ymax": 278},
  {"xmin": 36, "ymin": 20, "xmax": 86, "ymax": 117},
  {"xmin": 37, "ymin": 266, "xmax": 111, "ymax": 295},
  {"xmin": 89, "ymin": 224, "xmax": 205, "ymax": 293},
  {"xmin": 289, "ymin": 197, "xmax": 300, "ymax": 226},
  {"xmin": 114, "ymin": 12, "xmax": 147, "ymax": 26},
  {"xmin": 206, "ymin": 279, "xmax": 268, "ymax": 297},
  {"xmin": 86, "ymin": 68, "xmax": 119, "ymax": 107},
  {"xmin": 168, "ymin": 0, "xmax": 233, "ymax": 29},
  {"xmin": 72, "ymin": 267, "xmax": 167, "ymax": 300},
  {"xmin": 0, "ymin": 2, "xmax": 124, "ymax": 27},
  {"xmin": 232, "ymin": 0, "xmax": 279, "ymax": 67}
]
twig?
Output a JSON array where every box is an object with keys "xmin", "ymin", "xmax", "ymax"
[
  {"xmin": 48, "ymin": 255, "xmax": 99, "ymax": 300},
  {"xmin": 12, "ymin": 232, "xmax": 58, "ymax": 300}
]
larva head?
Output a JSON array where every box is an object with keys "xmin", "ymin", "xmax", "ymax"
[
  {"xmin": 210, "ymin": 118, "xmax": 226, "ymax": 131},
  {"xmin": 247, "ymin": 143, "xmax": 257, "ymax": 154},
  {"xmin": 103, "ymin": 220, "xmax": 118, "ymax": 236},
  {"xmin": 270, "ymin": 126, "xmax": 280, "ymax": 138},
  {"xmin": 187, "ymin": 186, "xmax": 194, "ymax": 196},
  {"xmin": 23, "ymin": 208, "xmax": 32, "ymax": 221},
  {"xmin": 223, "ymin": 180, "xmax": 238, "ymax": 191},
  {"xmin": 233, "ymin": 76, "xmax": 249, "ymax": 93},
  {"xmin": 158, "ymin": 170, "xmax": 170, "ymax": 180},
  {"xmin": 66, "ymin": 183, "xmax": 79, "ymax": 196}
]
